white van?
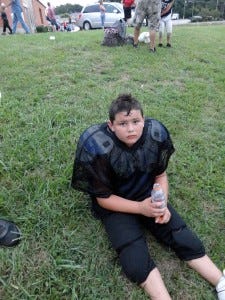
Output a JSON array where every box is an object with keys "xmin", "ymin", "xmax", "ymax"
[
  {"xmin": 76, "ymin": 2, "xmax": 124, "ymax": 30},
  {"xmin": 172, "ymin": 13, "xmax": 179, "ymax": 20}
]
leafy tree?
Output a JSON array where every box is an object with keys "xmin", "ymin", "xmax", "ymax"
[
  {"xmin": 55, "ymin": 4, "xmax": 82, "ymax": 14},
  {"xmin": 173, "ymin": 0, "xmax": 223, "ymax": 19}
]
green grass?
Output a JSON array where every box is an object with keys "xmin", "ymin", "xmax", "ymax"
[{"xmin": 0, "ymin": 25, "xmax": 225, "ymax": 299}]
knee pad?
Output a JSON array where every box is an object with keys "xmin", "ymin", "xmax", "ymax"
[
  {"xmin": 172, "ymin": 226, "xmax": 205, "ymax": 260},
  {"xmin": 117, "ymin": 237, "xmax": 155, "ymax": 284}
]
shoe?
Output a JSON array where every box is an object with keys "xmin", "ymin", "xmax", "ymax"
[
  {"xmin": 216, "ymin": 271, "xmax": 225, "ymax": 300},
  {"xmin": 0, "ymin": 219, "xmax": 21, "ymax": 247},
  {"xmin": 158, "ymin": 43, "xmax": 163, "ymax": 47},
  {"xmin": 133, "ymin": 43, "xmax": 138, "ymax": 48},
  {"xmin": 149, "ymin": 47, "xmax": 156, "ymax": 53},
  {"xmin": 1, "ymin": 32, "xmax": 6, "ymax": 35},
  {"xmin": 166, "ymin": 43, "xmax": 172, "ymax": 47}
]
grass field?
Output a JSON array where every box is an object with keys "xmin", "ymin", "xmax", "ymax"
[{"xmin": 0, "ymin": 24, "xmax": 225, "ymax": 299}]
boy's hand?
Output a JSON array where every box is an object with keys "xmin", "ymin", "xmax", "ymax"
[
  {"xmin": 139, "ymin": 197, "xmax": 167, "ymax": 218},
  {"xmin": 155, "ymin": 208, "xmax": 171, "ymax": 224}
]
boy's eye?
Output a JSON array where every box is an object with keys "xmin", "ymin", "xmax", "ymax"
[{"xmin": 119, "ymin": 122, "xmax": 126, "ymax": 126}]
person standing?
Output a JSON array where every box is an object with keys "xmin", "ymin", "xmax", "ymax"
[
  {"xmin": 121, "ymin": 0, "xmax": 135, "ymax": 23},
  {"xmin": 158, "ymin": 0, "xmax": 175, "ymax": 47},
  {"xmin": 7, "ymin": 0, "xmax": 30, "ymax": 34},
  {"xmin": 1, "ymin": 3, "xmax": 12, "ymax": 35},
  {"xmin": 133, "ymin": 0, "xmax": 161, "ymax": 52},
  {"xmin": 46, "ymin": 2, "xmax": 59, "ymax": 31},
  {"xmin": 99, "ymin": 0, "xmax": 106, "ymax": 29}
]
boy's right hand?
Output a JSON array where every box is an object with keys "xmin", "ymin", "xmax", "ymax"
[{"xmin": 139, "ymin": 197, "xmax": 167, "ymax": 218}]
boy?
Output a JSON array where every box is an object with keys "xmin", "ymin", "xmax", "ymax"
[
  {"xmin": 158, "ymin": 0, "xmax": 175, "ymax": 47},
  {"xmin": 1, "ymin": 3, "xmax": 12, "ymax": 35},
  {"xmin": 71, "ymin": 94, "xmax": 225, "ymax": 299}
]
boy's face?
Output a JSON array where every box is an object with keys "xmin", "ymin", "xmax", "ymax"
[{"xmin": 108, "ymin": 109, "xmax": 144, "ymax": 147}]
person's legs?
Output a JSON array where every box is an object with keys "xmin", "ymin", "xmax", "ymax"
[
  {"xmin": 165, "ymin": 18, "xmax": 172, "ymax": 46},
  {"xmin": 101, "ymin": 14, "xmax": 105, "ymax": 28},
  {"xmin": 140, "ymin": 268, "xmax": 171, "ymax": 300},
  {"xmin": 149, "ymin": 29, "xmax": 156, "ymax": 51},
  {"xmin": 188, "ymin": 256, "xmax": 225, "ymax": 299},
  {"xmin": 17, "ymin": 12, "xmax": 30, "ymax": 33},
  {"xmin": 216, "ymin": 271, "xmax": 225, "ymax": 300},
  {"xmin": 147, "ymin": 0, "xmax": 161, "ymax": 51},
  {"xmin": 3, "ymin": 20, "xmax": 7, "ymax": 33},
  {"xmin": 133, "ymin": 26, "xmax": 141, "ymax": 46},
  {"xmin": 132, "ymin": 1, "xmax": 146, "ymax": 47},
  {"xmin": 101, "ymin": 212, "xmax": 172, "ymax": 298},
  {"xmin": 102, "ymin": 212, "xmax": 173, "ymax": 299},
  {"xmin": 187, "ymin": 255, "xmax": 223, "ymax": 286},
  {"xmin": 50, "ymin": 20, "xmax": 56, "ymax": 32},
  {"xmin": 143, "ymin": 204, "xmax": 224, "ymax": 297},
  {"xmin": 158, "ymin": 20, "xmax": 164, "ymax": 46},
  {"xmin": 143, "ymin": 203, "xmax": 206, "ymax": 260},
  {"xmin": 12, "ymin": 13, "xmax": 18, "ymax": 33},
  {"xmin": 51, "ymin": 19, "xmax": 59, "ymax": 31},
  {"xmin": 123, "ymin": 7, "xmax": 128, "ymax": 22},
  {"xmin": 6, "ymin": 20, "xmax": 12, "ymax": 33}
]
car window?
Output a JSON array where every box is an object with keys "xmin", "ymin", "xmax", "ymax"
[
  {"xmin": 105, "ymin": 4, "xmax": 119, "ymax": 13},
  {"xmin": 83, "ymin": 5, "xmax": 99, "ymax": 13}
]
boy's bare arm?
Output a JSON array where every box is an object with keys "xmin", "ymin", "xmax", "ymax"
[
  {"xmin": 154, "ymin": 171, "xmax": 169, "ymax": 201},
  {"xmin": 97, "ymin": 195, "xmax": 166, "ymax": 218}
]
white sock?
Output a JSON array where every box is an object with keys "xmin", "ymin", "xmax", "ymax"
[{"xmin": 216, "ymin": 272, "xmax": 225, "ymax": 300}]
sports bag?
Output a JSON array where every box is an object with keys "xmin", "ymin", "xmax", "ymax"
[{"xmin": 101, "ymin": 19, "xmax": 126, "ymax": 47}]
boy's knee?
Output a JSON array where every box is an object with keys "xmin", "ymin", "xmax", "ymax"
[
  {"xmin": 118, "ymin": 237, "xmax": 155, "ymax": 284},
  {"xmin": 172, "ymin": 226, "xmax": 205, "ymax": 260}
]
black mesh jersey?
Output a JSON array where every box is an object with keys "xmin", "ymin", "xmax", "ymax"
[
  {"xmin": 71, "ymin": 118, "xmax": 175, "ymax": 209},
  {"xmin": 161, "ymin": 0, "xmax": 174, "ymax": 17}
]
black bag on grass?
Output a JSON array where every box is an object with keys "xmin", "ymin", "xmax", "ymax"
[{"xmin": 101, "ymin": 19, "xmax": 126, "ymax": 47}]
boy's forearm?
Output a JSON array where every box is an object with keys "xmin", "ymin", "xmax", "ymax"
[
  {"xmin": 97, "ymin": 195, "xmax": 141, "ymax": 214},
  {"xmin": 154, "ymin": 171, "xmax": 169, "ymax": 200}
]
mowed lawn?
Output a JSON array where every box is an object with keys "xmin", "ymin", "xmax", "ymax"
[{"xmin": 0, "ymin": 24, "xmax": 225, "ymax": 299}]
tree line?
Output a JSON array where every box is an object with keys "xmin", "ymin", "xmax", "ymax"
[{"xmin": 55, "ymin": 0, "xmax": 225, "ymax": 20}]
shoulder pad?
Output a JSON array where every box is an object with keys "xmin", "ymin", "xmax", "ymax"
[
  {"xmin": 150, "ymin": 119, "xmax": 168, "ymax": 142},
  {"xmin": 79, "ymin": 124, "xmax": 114, "ymax": 155}
]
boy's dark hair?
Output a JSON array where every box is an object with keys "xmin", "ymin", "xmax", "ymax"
[{"xmin": 108, "ymin": 94, "xmax": 144, "ymax": 122}]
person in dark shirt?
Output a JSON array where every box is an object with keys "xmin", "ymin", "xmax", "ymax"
[
  {"xmin": 158, "ymin": 0, "xmax": 174, "ymax": 47},
  {"xmin": 71, "ymin": 94, "xmax": 225, "ymax": 299},
  {"xmin": 1, "ymin": 3, "xmax": 12, "ymax": 35}
]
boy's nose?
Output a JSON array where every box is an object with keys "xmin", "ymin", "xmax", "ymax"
[{"xmin": 127, "ymin": 124, "xmax": 134, "ymax": 132}]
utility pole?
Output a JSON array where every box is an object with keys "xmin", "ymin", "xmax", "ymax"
[{"xmin": 183, "ymin": 0, "xmax": 187, "ymax": 19}]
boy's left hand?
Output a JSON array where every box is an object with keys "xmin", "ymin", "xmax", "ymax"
[{"xmin": 155, "ymin": 207, "xmax": 171, "ymax": 224}]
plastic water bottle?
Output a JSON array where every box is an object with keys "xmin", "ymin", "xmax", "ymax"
[{"xmin": 151, "ymin": 183, "xmax": 166, "ymax": 208}]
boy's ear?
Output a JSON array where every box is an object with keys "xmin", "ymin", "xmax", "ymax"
[{"xmin": 107, "ymin": 120, "xmax": 114, "ymax": 131}]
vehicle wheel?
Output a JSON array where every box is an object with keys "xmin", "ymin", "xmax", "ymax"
[{"xmin": 83, "ymin": 21, "xmax": 91, "ymax": 30}]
